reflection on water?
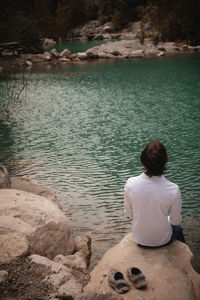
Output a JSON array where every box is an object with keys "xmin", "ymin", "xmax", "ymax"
[{"xmin": 0, "ymin": 56, "xmax": 200, "ymax": 267}]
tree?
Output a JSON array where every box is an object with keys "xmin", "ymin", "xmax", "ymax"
[{"xmin": 145, "ymin": 0, "xmax": 200, "ymax": 44}]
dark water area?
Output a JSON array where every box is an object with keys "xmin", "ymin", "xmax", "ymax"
[{"xmin": 0, "ymin": 55, "xmax": 200, "ymax": 266}]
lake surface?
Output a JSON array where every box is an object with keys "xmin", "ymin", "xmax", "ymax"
[
  {"xmin": 48, "ymin": 40, "xmax": 114, "ymax": 53},
  {"xmin": 0, "ymin": 55, "xmax": 200, "ymax": 266}
]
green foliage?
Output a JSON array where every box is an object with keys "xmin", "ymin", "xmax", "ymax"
[{"xmin": 0, "ymin": 0, "xmax": 199, "ymax": 49}]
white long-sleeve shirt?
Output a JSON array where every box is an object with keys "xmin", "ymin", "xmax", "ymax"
[{"xmin": 124, "ymin": 173, "xmax": 182, "ymax": 246}]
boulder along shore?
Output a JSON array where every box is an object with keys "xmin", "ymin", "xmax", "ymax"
[
  {"xmin": 1, "ymin": 19, "xmax": 200, "ymax": 73},
  {"xmin": 0, "ymin": 164, "xmax": 200, "ymax": 300},
  {"xmin": 0, "ymin": 38, "xmax": 200, "ymax": 73}
]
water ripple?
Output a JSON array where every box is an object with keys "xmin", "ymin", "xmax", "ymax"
[{"xmin": 1, "ymin": 56, "xmax": 200, "ymax": 267}]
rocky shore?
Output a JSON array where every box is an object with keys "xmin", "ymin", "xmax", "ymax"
[
  {"xmin": 0, "ymin": 21, "xmax": 200, "ymax": 73},
  {"xmin": 0, "ymin": 39, "xmax": 200, "ymax": 73},
  {"xmin": 0, "ymin": 164, "xmax": 200, "ymax": 300}
]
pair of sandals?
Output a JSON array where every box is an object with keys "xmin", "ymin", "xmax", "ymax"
[{"xmin": 108, "ymin": 267, "xmax": 147, "ymax": 294}]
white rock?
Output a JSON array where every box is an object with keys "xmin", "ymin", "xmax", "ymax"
[
  {"xmin": 54, "ymin": 252, "xmax": 87, "ymax": 274},
  {"xmin": 60, "ymin": 48, "xmax": 71, "ymax": 58},
  {"xmin": 86, "ymin": 48, "xmax": 99, "ymax": 58},
  {"xmin": 94, "ymin": 34, "xmax": 104, "ymax": 40},
  {"xmin": 0, "ymin": 189, "xmax": 74, "ymax": 263},
  {"xmin": 105, "ymin": 54, "xmax": 115, "ymax": 59},
  {"xmin": 144, "ymin": 49, "xmax": 159, "ymax": 56},
  {"xmin": 42, "ymin": 52, "xmax": 52, "ymax": 61},
  {"xmin": 30, "ymin": 254, "xmax": 87, "ymax": 297},
  {"xmin": 0, "ymin": 270, "xmax": 8, "ymax": 283},
  {"xmin": 103, "ymin": 34, "xmax": 112, "ymax": 40},
  {"xmin": 51, "ymin": 48, "xmax": 60, "ymax": 58},
  {"xmin": 97, "ymin": 52, "xmax": 107, "ymax": 58},
  {"xmin": 182, "ymin": 44, "xmax": 188, "ymax": 50},
  {"xmin": 157, "ymin": 51, "xmax": 165, "ymax": 56},
  {"xmin": 85, "ymin": 233, "xmax": 200, "ymax": 300},
  {"xmin": 25, "ymin": 60, "xmax": 32, "ymax": 67},
  {"xmin": 59, "ymin": 58, "xmax": 70, "ymax": 63},
  {"xmin": 129, "ymin": 50, "xmax": 144, "ymax": 58},
  {"xmin": 74, "ymin": 235, "xmax": 91, "ymax": 263},
  {"xmin": 76, "ymin": 52, "xmax": 87, "ymax": 59},
  {"xmin": 42, "ymin": 38, "xmax": 56, "ymax": 48},
  {"xmin": 103, "ymin": 23, "xmax": 113, "ymax": 33}
]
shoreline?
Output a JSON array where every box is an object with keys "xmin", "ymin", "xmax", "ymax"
[
  {"xmin": 0, "ymin": 38, "xmax": 199, "ymax": 73},
  {"xmin": 0, "ymin": 169, "xmax": 200, "ymax": 299}
]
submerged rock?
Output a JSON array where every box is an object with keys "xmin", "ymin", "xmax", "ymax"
[{"xmin": 85, "ymin": 233, "xmax": 200, "ymax": 300}]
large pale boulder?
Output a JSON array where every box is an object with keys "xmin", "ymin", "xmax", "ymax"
[
  {"xmin": 85, "ymin": 233, "xmax": 200, "ymax": 300},
  {"xmin": 0, "ymin": 189, "xmax": 74, "ymax": 263},
  {"xmin": 10, "ymin": 176, "xmax": 60, "ymax": 205}
]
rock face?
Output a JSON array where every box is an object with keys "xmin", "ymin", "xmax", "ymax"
[
  {"xmin": 0, "ymin": 165, "xmax": 11, "ymax": 188},
  {"xmin": 85, "ymin": 233, "xmax": 200, "ymax": 300},
  {"xmin": 0, "ymin": 235, "xmax": 92, "ymax": 299},
  {"xmin": 10, "ymin": 176, "xmax": 60, "ymax": 205},
  {"xmin": 74, "ymin": 290, "xmax": 123, "ymax": 300},
  {"xmin": 54, "ymin": 235, "xmax": 92, "ymax": 274},
  {"xmin": 0, "ymin": 189, "xmax": 74, "ymax": 263},
  {"xmin": 30, "ymin": 254, "xmax": 89, "ymax": 297}
]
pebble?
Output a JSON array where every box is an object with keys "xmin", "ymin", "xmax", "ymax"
[{"xmin": 0, "ymin": 270, "xmax": 8, "ymax": 283}]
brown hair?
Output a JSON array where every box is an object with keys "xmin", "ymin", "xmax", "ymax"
[{"xmin": 140, "ymin": 141, "xmax": 168, "ymax": 177}]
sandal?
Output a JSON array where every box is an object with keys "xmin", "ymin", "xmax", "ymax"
[
  {"xmin": 127, "ymin": 267, "xmax": 147, "ymax": 289},
  {"xmin": 108, "ymin": 269, "xmax": 130, "ymax": 294}
]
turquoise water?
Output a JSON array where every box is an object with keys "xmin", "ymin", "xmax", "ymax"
[
  {"xmin": 0, "ymin": 55, "xmax": 200, "ymax": 264},
  {"xmin": 48, "ymin": 40, "xmax": 114, "ymax": 53}
]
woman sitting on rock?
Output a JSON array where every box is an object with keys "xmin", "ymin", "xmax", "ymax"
[{"xmin": 124, "ymin": 140, "xmax": 185, "ymax": 247}]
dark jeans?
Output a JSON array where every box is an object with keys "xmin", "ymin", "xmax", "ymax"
[
  {"xmin": 171, "ymin": 224, "xmax": 185, "ymax": 243},
  {"xmin": 138, "ymin": 224, "xmax": 185, "ymax": 248}
]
